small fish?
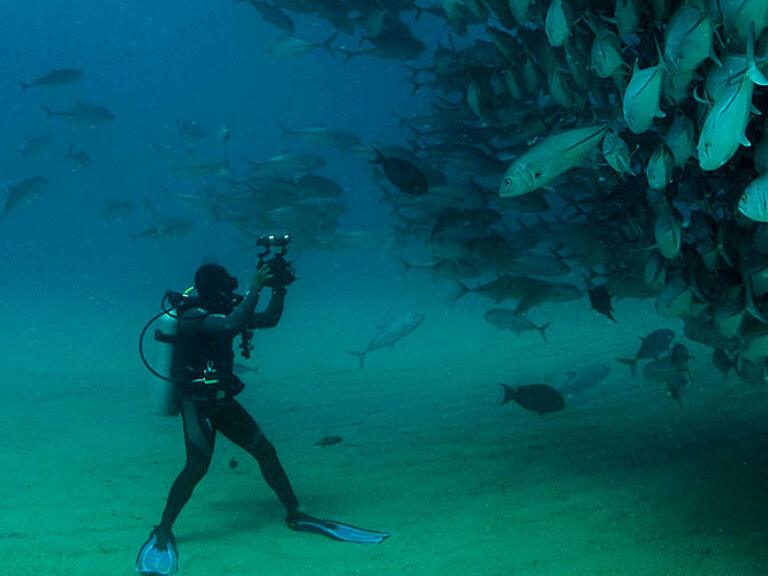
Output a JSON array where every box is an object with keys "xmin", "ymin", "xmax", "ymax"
[
  {"xmin": 64, "ymin": 143, "xmax": 92, "ymax": 173},
  {"xmin": 483, "ymin": 308, "xmax": 550, "ymax": 343},
  {"xmin": 642, "ymin": 343, "xmax": 692, "ymax": 410},
  {"xmin": 616, "ymin": 328, "xmax": 674, "ymax": 377},
  {"xmin": 279, "ymin": 124, "xmax": 362, "ymax": 151},
  {"xmin": 697, "ymin": 26, "xmax": 767, "ymax": 171},
  {"xmin": 133, "ymin": 218, "xmax": 194, "ymax": 241},
  {"xmin": 18, "ymin": 135, "xmax": 53, "ymax": 158},
  {"xmin": 41, "ymin": 101, "xmax": 115, "ymax": 125},
  {"xmin": 558, "ymin": 364, "xmax": 612, "ymax": 396},
  {"xmin": 267, "ymin": 34, "xmax": 337, "ymax": 58},
  {"xmin": 498, "ymin": 383, "xmax": 565, "ymax": 414},
  {"xmin": 372, "ymin": 148, "xmax": 428, "ymax": 195},
  {"xmin": 588, "ymin": 285, "xmax": 616, "ymax": 322},
  {"xmin": 176, "ymin": 119, "xmax": 206, "ymax": 141},
  {"xmin": 349, "ymin": 312, "xmax": 425, "ymax": 368},
  {"xmin": 499, "ymin": 124, "xmax": 608, "ymax": 197},
  {"xmin": 712, "ymin": 347, "xmax": 735, "ymax": 375},
  {"xmin": 2, "ymin": 176, "xmax": 49, "ymax": 216},
  {"xmin": 622, "ymin": 59, "xmax": 665, "ymax": 134},
  {"xmin": 738, "ymin": 173, "xmax": 768, "ymax": 222},
  {"xmin": 21, "ymin": 67, "xmax": 83, "ymax": 92},
  {"xmin": 315, "ymin": 435, "xmax": 343, "ymax": 447},
  {"xmin": 94, "ymin": 198, "xmax": 135, "ymax": 221},
  {"xmin": 234, "ymin": 362, "xmax": 261, "ymax": 377}
]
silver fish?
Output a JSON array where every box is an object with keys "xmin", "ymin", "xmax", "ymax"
[
  {"xmin": 558, "ymin": 364, "xmax": 612, "ymax": 396},
  {"xmin": 483, "ymin": 308, "xmax": 550, "ymax": 342},
  {"xmin": 349, "ymin": 312, "xmax": 425, "ymax": 368}
]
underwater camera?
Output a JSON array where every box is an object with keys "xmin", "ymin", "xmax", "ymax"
[{"xmin": 257, "ymin": 233, "xmax": 296, "ymax": 288}]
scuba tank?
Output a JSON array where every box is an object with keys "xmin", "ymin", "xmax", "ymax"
[
  {"xmin": 149, "ymin": 311, "xmax": 180, "ymax": 416},
  {"xmin": 139, "ymin": 290, "xmax": 190, "ymax": 417}
]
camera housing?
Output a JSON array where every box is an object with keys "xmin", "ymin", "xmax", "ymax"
[
  {"xmin": 257, "ymin": 233, "xmax": 296, "ymax": 288},
  {"xmin": 257, "ymin": 233, "xmax": 291, "ymax": 248}
]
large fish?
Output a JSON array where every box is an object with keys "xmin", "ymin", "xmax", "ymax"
[
  {"xmin": 498, "ymin": 383, "xmax": 565, "ymax": 414},
  {"xmin": 545, "ymin": 0, "xmax": 571, "ymax": 48},
  {"xmin": 2, "ymin": 176, "xmax": 49, "ymax": 216},
  {"xmin": 616, "ymin": 328, "xmax": 674, "ymax": 377},
  {"xmin": 622, "ymin": 59, "xmax": 665, "ymax": 134},
  {"xmin": 663, "ymin": 4, "xmax": 714, "ymax": 74},
  {"xmin": 21, "ymin": 68, "xmax": 83, "ymax": 92},
  {"xmin": 698, "ymin": 26, "xmax": 768, "ymax": 171},
  {"xmin": 483, "ymin": 308, "xmax": 550, "ymax": 342},
  {"xmin": 499, "ymin": 124, "xmax": 608, "ymax": 197},
  {"xmin": 348, "ymin": 312, "xmax": 425, "ymax": 368},
  {"xmin": 372, "ymin": 148, "xmax": 429, "ymax": 195},
  {"xmin": 738, "ymin": 173, "xmax": 768, "ymax": 222},
  {"xmin": 558, "ymin": 364, "xmax": 612, "ymax": 396},
  {"xmin": 41, "ymin": 101, "xmax": 115, "ymax": 125}
]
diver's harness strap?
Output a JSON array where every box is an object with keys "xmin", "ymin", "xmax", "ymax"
[{"xmin": 182, "ymin": 361, "xmax": 245, "ymax": 401}]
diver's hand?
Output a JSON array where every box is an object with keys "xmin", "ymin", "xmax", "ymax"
[{"xmin": 250, "ymin": 263, "xmax": 273, "ymax": 293}]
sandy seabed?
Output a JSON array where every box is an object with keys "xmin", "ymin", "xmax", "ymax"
[{"xmin": 2, "ymin": 285, "xmax": 768, "ymax": 576}]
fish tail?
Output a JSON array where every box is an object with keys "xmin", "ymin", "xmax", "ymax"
[
  {"xmin": 497, "ymin": 383, "xmax": 514, "ymax": 405},
  {"xmin": 616, "ymin": 357, "xmax": 637, "ymax": 378},
  {"xmin": 452, "ymin": 281, "xmax": 469, "ymax": 302},
  {"xmin": 320, "ymin": 32, "xmax": 338, "ymax": 58},
  {"xmin": 371, "ymin": 147, "xmax": 385, "ymax": 165},
  {"xmin": 20, "ymin": 82, "xmax": 29, "ymax": 93},
  {"xmin": 277, "ymin": 123, "xmax": 295, "ymax": 138},
  {"xmin": 746, "ymin": 23, "xmax": 768, "ymax": 86},
  {"xmin": 397, "ymin": 255, "xmax": 412, "ymax": 276},
  {"xmin": 348, "ymin": 350, "xmax": 366, "ymax": 368},
  {"xmin": 538, "ymin": 322, "xmax": 551, "ymax": 344}
]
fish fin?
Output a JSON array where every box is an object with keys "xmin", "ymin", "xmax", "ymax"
[
  {"xmin": 278, "ymin": 123, "xmax": 295, "ymax": 138},
  {"xmin": 538, "ymin": 322, "xmax": 551, "ymax": 344},
  {"xmin": 497, "ymin": 383, "xmax": 515, "ymax": 405},
  {"xmin": 319, "ymin": 32, "xmax": 338, "ymax": 58},
  {"xmin": 615, "ymin": 357, "xmax": 637, "ymax": 378},
  {"xmin": 370, "ymin": 147, "xmax": 385, "ymax": 165},
  {"xmin": 347, "ymin": 350, "xmax": 366, "ymax": 369},
  {"xmin": 452, "ymin": 281, "xmax": 469, "ymax": 302},
  {"xmin": 746, "ymin": 22, "xmax": 768, "ymax": 86}
]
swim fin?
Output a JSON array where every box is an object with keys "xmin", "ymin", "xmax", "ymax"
[
  {"xmin": 136, "ymin": 526, "xmax": 178, "ymax": 575},
  {"xmin": 287, "ymin": 513, "xmax": 390, "ymax": 544}
]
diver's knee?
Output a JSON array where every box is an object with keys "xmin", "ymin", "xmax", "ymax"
[
  {"xmin": 254, "ymin": 435, "xmax": 277, "ymax": 460},
  {"xmin": 184, "ymin": 446, "xmax": 212, "ymax": 479}
]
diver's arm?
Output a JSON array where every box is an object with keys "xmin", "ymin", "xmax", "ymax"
[{"xmin": 249, "ymin": 287, "xmax": 285, "ymax": 328}]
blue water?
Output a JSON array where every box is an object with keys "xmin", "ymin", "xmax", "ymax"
[{"xmin": 4, "ymin": 3, "xmax": 768, "ymax": 576}]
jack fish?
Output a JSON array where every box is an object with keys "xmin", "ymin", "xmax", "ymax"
[
  {"xmin": 2, "ymin": 176, "xmax": 49, "ymax": 216},
  {"xmin": 21, "ymin": 68, "xmax": 83, "ymax": 92},
  {"xmin": 499, "ymin": 124, "xmax": 608, "ymax": 197},
  {"xmin": 623, "ymin": 59, "xmax": 665, "ymax": 134},
  {"xmin": 349, "ymin": 312, "xmax": 425, "ymax": 368},
  {"xmin": 697, "ymin": 31, "xmax": 768, "ymax": 171}
]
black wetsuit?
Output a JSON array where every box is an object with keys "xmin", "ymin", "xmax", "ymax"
[{"xmin": 157, "ymin": 288, "xmax": 300, "ymax": 534}]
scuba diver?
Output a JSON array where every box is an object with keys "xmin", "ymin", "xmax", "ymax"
[{"xmin": 136, "ymin": 235, "xmax": 388, "ymax": 576}]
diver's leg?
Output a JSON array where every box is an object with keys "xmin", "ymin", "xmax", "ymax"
[
  {"xmin": 158, "ymin": 397, "xmax": 216, "ymax": 533},
  {"xmin": 215, "ymin": 399, "xmax": 300, "ymax": 517}
]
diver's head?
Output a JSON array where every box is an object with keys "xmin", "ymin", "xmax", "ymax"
[{"xmin": 194, "ymin": 264, "xmax": 238, "ymax": 309}]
